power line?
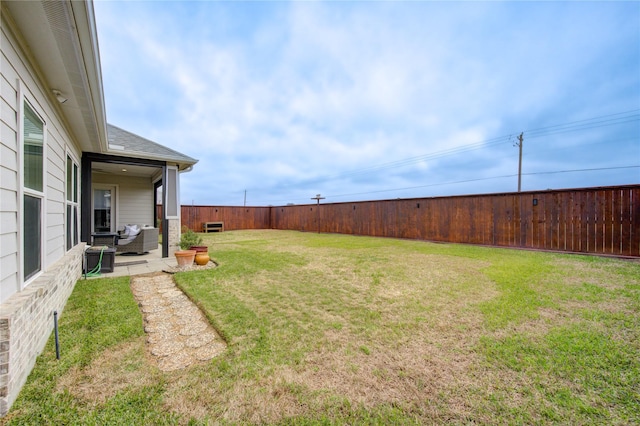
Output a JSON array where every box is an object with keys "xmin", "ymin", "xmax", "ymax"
[
  {"xmin": 526, "ymin": 117, "xmax": 639, "ymax": 139},
  {"xmin": 324, "ymin": 165, "xmax": 640, "ymax": 201},
  {"xmin": 524, "ymin": 165, "xmax": 639, "ymax": 176},
  {"xmin": 524, "ymin": 109, "xmax": 640, "ymax": 137}
]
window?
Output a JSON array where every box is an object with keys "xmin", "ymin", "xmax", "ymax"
[
  {"xmin": 23, "ymin": 101, "xmax": 44, "ymax": 281},
  {"xmin": 66, "ymin": 155, "xmax": 79, "ymax": 250}
]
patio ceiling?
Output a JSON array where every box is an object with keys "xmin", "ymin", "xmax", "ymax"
[{"xmin": 92, "ymin": 162, "xmax": 162, "ymax": 179}]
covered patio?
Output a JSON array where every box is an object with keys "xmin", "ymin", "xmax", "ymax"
[{"xmin": 81, "ymin": 124, "xmax": 198, "ymax": 258}]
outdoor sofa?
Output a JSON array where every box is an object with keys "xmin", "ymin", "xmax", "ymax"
[{"xmin": 116, "ymin": 225, "xmax": 159, "ymax": 254}]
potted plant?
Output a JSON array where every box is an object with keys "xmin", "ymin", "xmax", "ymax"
[
  {"xmin": 183, "ymin": 227, "xmax": 211, "ymax": 265},
  {"xmin": 174, "ymin": 249, "xmax": 196, "ymax": 267},
  {"xmin": 174, "ymin": 227, "xmax": 201, "ymax": 266}
]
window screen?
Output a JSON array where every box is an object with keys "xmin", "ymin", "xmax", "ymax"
[{"xmin": 24, "ymin": 103, "xmax": 43, "ymax": 192}]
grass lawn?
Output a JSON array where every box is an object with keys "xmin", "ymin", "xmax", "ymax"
[{"xmin": 5, "ymin": 230, "xmax": 639, "ymax": 424}]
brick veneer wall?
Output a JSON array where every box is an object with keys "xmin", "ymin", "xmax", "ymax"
[
  {"xmin": 168, "ymin": 218, "xmax": 180, "ymax": 256},
  {"xmin": 0, "ymin": 244, "xmax": 84, "ymax": 416}
]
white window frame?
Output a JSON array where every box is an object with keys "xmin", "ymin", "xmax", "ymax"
[
  {"xmin": 65, "ymin": 150, "xmax": 80, "ymax": 251},
  {"xmin": 18, "ymin": 82, "xmax": 47, "ymax": 288}
]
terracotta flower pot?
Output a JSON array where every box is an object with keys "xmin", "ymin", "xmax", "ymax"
[
  {"xmin": 194, "ymin": 251, "xmax": 210, "ymax": 265},
  {"xmin": 174, "ymin": 250, "xmax": 196, "ymax": 267},
  {"xmin": 190, "ymin": 245, "xmax": 208, "ymax": 253}
]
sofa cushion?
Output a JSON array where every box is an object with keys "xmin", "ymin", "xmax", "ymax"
[{"xmin": 122, "ymin": 224, "xmax": 141, "ymax": 238}]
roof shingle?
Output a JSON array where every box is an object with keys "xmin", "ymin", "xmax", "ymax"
[{"xmin": 107, "ymin": 124, "xmax": 198, "ymax": 169}]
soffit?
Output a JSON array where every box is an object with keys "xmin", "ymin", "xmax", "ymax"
[{"xmin": 3, "ymin": 0, "xmax": 107, "ymax": 152}]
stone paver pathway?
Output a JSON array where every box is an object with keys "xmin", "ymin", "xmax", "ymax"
[{"xmin": 130, "ymin": 273, "xmax": 226, "ymax": 371}]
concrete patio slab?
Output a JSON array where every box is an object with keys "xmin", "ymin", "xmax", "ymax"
[{"xmin": 84, "ymin": 245, "xmax": 178, "ymax": 278}]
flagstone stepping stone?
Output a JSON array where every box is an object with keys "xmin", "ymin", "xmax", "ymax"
[
  {"xmin": 151, "ymin": 340, "xmax": 185, "ymax": 357},
  {"xmin": 185, "ymin": 332, "xmax": 217, "ymax": 348},
  {"xmin": 194, "ymin": 342, "xmax": 226, "ymax": 361},
  {"xmin": 179, "ymin": 321, "xmax": 208, "ymax": 336},
  {"xmin": 158, "ymin": 352, "xmax": 194, "ymax": 371}
]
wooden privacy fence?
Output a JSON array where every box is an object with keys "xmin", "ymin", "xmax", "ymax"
[
  {"xmin": 178, "ymin": 205, "xmax": 272, "ymax": 232},
  {"xmin": 163, "ymin": 185, "xmax": 640, "ymax": 257}
]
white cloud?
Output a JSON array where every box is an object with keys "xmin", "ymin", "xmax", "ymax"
[{"xmin": 95, "ymin": 1, "xmax": 640, "ymax": 205}]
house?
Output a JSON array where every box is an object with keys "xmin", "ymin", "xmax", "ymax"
[{"xmin": 0, "ymin": 0, "xmax": 197, "ymax": 415}]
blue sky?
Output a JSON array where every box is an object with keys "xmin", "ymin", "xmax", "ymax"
[{"xmin": 94, "ymin": 1, "xmax": 639, "ymax": 206}]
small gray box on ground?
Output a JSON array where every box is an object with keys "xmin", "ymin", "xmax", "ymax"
[{"xmin": 85, "ymin": 248, "xmax": 116, "ymax": 273}]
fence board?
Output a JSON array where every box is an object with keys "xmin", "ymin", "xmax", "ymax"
[
  {"xmin": 603, "ymin": 190, "xmax": 612, "ymax": 254},
  {"xmin": 559, "ymin": 191, "xmax": 568, "ymax": 251},
  {"xmin": 612, "ymin": 189, "xmax": 621, "ymax": 254},
  {"xmin": 579, "ymin": 191, "xmax": 589, "ymax": 253},
  {"xmin": 629, "ymin": 188, "xmax": 640, "ymax": 256}
]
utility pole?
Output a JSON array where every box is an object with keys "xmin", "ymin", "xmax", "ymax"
[
  {"xmin": 516, "ymin": 132, "xmax": 523, "ymax": 192},
  {"xmin": 244, "ymin": 190, "xmax": 247, "ymax": 207},
  {"xmin": 311, "ymin": 194, "xmax": 325, "ymax": 233}
]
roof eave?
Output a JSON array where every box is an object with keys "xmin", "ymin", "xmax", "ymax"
[
  {"xmin": 3, "ymin": 0, "xmax": 108, "ymax": 153},
  {"xmin": 70, "ymin": 0, "xmax": 109, "ymax": 153},
  {"xmin": 105, "ymin": 149, "xmax": 199, "ymax": 171}
]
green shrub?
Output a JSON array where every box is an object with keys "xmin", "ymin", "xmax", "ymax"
[{"xmin": 179, "ymin": 226, "xmax": 203, "ymax": 250}]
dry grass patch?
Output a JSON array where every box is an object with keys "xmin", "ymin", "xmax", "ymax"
[{"xmin": 56, "ymin": 338, "xmax": 158, "ymax": 405}]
